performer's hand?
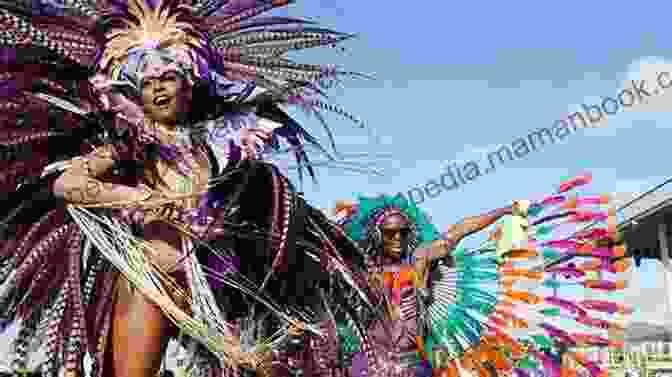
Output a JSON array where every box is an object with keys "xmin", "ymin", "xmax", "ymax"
[
  {"xmin": 287, "ymin": 321, "xmax": 306, "ymax": 336},
  {"xmin": 240, "ymin": 350, "xmax": 272, "ymax": 377},
  {"xmin": 139, "ymin": 189, "xmax": 186, "ymax": 223}
]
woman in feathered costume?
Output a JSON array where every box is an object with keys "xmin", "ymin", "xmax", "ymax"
[
  {"xmin": 332, "ymin": 194, "xmax": 513, "ymax": 376},
  {"xmin": 0, "ymin": 1, "xmax": 382, "ymax": 377},
  {"xmin": 334, "ymin": 174, "xmax": 632, "ymax": 377}
]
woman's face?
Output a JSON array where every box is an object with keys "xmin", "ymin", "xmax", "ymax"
[
  {"xmin": 140, "ymin": 66, "xmax": 191, "ymax": 125},
  {"xmin": 381, "ymin": 214, "xmax": 411, "ymax": 260}
]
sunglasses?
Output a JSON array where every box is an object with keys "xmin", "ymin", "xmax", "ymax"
[{"xmin": 382, "ymin": 227, "xmax": 412, "ymax": 239}]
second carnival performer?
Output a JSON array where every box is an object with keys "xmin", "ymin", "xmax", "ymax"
[
  {"xmin": 0, "ymin": 1, "xmax": 385, "ymax": 377},
  {"xmin": 333, "ymin": 174, "xmax": 633, "ymax": 377},
  {"xmin": 330, "ymin": 195, "xmax": 513, "ymax": 376}
]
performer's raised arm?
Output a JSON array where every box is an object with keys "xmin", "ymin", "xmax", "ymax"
[
  {"xmin": 415, "ymin": 205, "xmax": 513, "ymax": 288},
  {"xmin": 438, "ymin": 205, "xmax": 512, "ymax": 258}
]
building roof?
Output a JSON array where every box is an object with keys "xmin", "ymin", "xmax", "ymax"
[
  {"xmin": 614, "ymin": 192, "xmax": 672, "ymax": 256},
  {"xmin": 626, "ymin": 322, "xmax": 672, "ymax": 343},
  {"xmin": 615, "ymin": 192, "xmax": 672, "ymax": 230}
]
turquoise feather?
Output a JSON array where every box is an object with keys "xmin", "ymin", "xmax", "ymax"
[{"xmin": 542, "ymin": 248, "xmax": 561, "ymax": 259}]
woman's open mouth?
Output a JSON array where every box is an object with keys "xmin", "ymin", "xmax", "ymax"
[{"xmin": 153, "ymin": 96, "xmax": 171, "ymax": 107}]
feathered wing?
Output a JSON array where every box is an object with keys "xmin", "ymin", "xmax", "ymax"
[
  {"xmin": 197, "ymin": 0, "xmax": 378, "ymax": 182},
  {"xmin": 0, "ymin": 0, "xmax": 105, "ymax": 306},
  {"xmin": 0, "ymin": 4, "xmax": 129, "ymax": 374},
  {"xmin": 424, "ymin": 173, "xmax": 629, "ymax": 377},
  {"xmin": 0, "ymin": 0, "xmax": 367, "ymax": 305}
]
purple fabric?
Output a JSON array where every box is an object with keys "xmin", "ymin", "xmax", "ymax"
[
  {"xmin": 0, "ymin": 80, "xmax": 18, "ymax": 98},
  {"xmin": 0, "ymin": 318, "xmax": 11, "ymax": 335},
  {"xmin": 213, "ymin": 0, "xmax": 258, "ymax": 16},
  {"xmin": 271, "ymin": 320, "xmax": 341, "ymax": 377},
  {"xmin": 157, "ymin": 143, "xmax": 179, "ymax": 161},
  {"xmin": 350, "ymin": 352, "xmax": 368, "ymax": 377},
  {"xmin": 356, "ymin": 262, "xmax": 417, "ymax": 377},
  {"xmin": 514, "ymin": 368, "xmax": 530, "ymax": 377},
  {"xmin": 209, "ymin": 71, "xmax": 255, "ymax": 100},
  {"xmin": 0, "ymin": 48, "xmax": 16, "ymax": 64},
  {"xmin": 367, "ymin": 297, "xmax": 416, "ymax": 352},
  {"xmin": 33, "ymin": 0, "xmax": 68, "ymax": 16},
  {"xmin": 205, "ymin": 255, "xmax": 240, "ymax": 288},
  {"xmin": 153, "ymin": 142, "xmax": 203, "ymax": 177},
  {"xmin": 416, "ymin": 361, "xmax": 432, "ymax": 377}
]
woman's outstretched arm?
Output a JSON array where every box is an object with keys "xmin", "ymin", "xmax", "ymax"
[
  {"xmin": 415, "ymin": 205, "xmax": 513, "ymax": 288},
  {"xmin": 53, "ymin": 144, "xmax": 151, "ymax": 204},
  {"xmin": 435, "ymin": 205, "xmax": 514, "ymax": 259}
]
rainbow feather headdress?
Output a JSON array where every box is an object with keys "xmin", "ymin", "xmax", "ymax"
[{"xmin": 340, "ymin": 194, "xmax": 440, "ymax": 249}]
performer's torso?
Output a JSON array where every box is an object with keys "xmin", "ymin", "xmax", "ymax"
[
  {"xmin": 368, "ymin": 264, "xmax": 417, "ymax": 364},
  {"xmin": 152, "ymin": 147, "xmax": 211, "ymax": 209},
  {"xmin": 141, "ymin": 146, "xmax": 211, "ymax": 274}
]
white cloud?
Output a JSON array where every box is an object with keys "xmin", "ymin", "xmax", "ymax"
[
  {"xmin": 595, "ymin": 56, "xmax": 672, "ymax": 132},
  {"xmin": 553, "ymin": 56, "xmax": 672, "ymax": 137}
]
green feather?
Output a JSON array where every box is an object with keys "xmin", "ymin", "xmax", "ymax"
[
  {"xmin": 542, "ymin": 248, "xmax": 561, "ymax": 259},
  {"xmin": 542, "ymin": 279, "xmax": 563, "ymax": 289},
  {"xmin": 535, "ymin": 224, "xmax": 553, "ymax": 237},
  {"xmin": 527, "ymin": 205, "xmax": 544, "ymax": 217},
  {"xmin": 336, "ymin": 322, "xmax": 361, "ymax": 354},
  {"xmin": 516, "ymin": 357, "xmax": 539, "ymax": 369},
  {"xmin": 539, "ymin": 307, "xmax": 561, "ymax": 316},
  {"xmin": 531, "ymin": 335, "xmax": 553, "ymax": 349}
]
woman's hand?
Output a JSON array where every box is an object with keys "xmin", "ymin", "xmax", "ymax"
[
  {"xmin": 287, "ymin": 321, "xmax": 306, "ymax": 337},
  {"xmin": 139, "ymin": 189, "xmax": 193, "ymax": 224}
]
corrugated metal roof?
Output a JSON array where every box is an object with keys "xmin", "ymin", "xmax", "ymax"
[{"xmin": 614, "ymin": 192, "xmax": 672, "ymax": 228}]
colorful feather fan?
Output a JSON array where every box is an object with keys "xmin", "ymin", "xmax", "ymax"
[
  {"xmin": 424, "ymin": 173, "xmax": 629, "ymax": 377},
  {"xmin": 335, "ymin": 174, "xmax": 631, "ymax": 377}
]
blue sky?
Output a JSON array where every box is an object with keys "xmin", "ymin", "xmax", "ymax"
[{"xmin": 274, "ymin": 0, "xmax": 672, "ymax": 325}]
